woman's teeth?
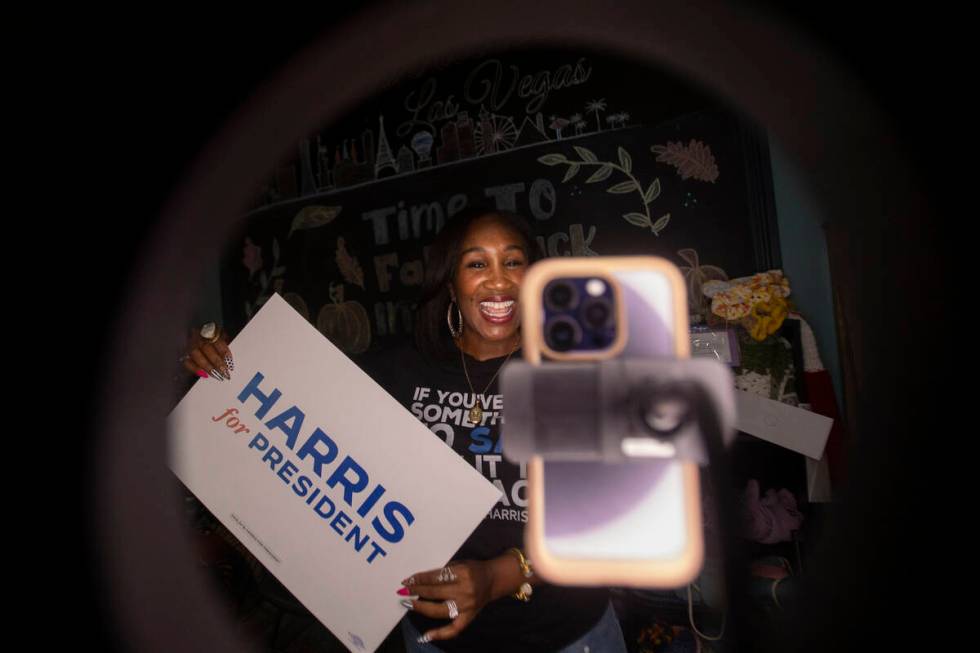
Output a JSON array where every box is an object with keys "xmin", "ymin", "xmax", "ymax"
[{"xmin": 480, "ymin": 300, "xmax": 515, "ymax": 317}]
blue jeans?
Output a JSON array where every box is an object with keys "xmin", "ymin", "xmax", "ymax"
[{"xmin": 400, "ymin": 600, "xmax": 627, "ymax": 653}]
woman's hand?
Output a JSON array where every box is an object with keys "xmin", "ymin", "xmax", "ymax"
[
  {"xmin": 399, "ymin": 560, "xmax": 496, "ymax": 644},
  {"xmin": 400, "ymin": 552, "xmax": 535, "ymax": 644},
  {"xmin": 180, "ymin": 324, "xmax": 234, "ymax": 381}
]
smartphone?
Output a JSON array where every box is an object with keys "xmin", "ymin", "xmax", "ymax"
[{"xmin": 514, "ymin": 256, "xmax": 704, "ymax": 588}]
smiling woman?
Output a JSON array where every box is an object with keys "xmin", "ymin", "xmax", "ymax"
[
  {"xmin": 414, "ymin": 207, "xmax": 540, "ymax": 362},
  {"xmin": 353, "ymin": 205, "xmax": 627, "ymax": 651}
]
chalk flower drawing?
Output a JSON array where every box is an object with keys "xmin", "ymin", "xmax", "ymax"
[
  {"xmin": 539, "ymin": 145, "xmax": 671, "ymax": 235},
  {"xmin": 651, "ymin": 139, "xmax": 719, "ymax": 183}
]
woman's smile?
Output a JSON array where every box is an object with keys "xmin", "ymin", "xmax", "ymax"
[{"xmin": 477, "ymin": 295, "xmax": 517, "ymax": 322}]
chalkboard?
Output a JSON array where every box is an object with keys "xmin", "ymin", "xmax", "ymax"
[{"xmin": 220, "ymin": 48, "xmax": 779, "ymax": 355}]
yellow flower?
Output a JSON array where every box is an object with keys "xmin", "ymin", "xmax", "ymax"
[
  {"xmin": 747, "ymin": 314, "xmax": 770, "ymax": 341},
  {"xmin": 768, "ymin": 296, "xmax": 789, "ymax": 329},
  {"xmin": 743, "ymin": 296, "xmax": 789, "ymax": 341}
]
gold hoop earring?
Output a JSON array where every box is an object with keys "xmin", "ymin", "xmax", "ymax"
[{"xmin": 447, "ymin": 301, "xmax": 463, "ymax": 339}]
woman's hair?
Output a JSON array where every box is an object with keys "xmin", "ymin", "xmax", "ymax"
[{"xmin": 414, "ymin": 204, "xmax": 539, "ymax": 360}]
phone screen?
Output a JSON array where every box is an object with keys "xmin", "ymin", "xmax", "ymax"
[{"xmin": 542, "ymin": 269, "xmax": 691, "ymax": 561}]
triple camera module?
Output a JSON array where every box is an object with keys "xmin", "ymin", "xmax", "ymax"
[{"xmin": 543, "ymin": 277, "xmax": 617, "ymax": 352}]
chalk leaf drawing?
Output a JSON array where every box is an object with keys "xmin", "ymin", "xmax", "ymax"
[
  {"xmin": 539, "ymin": 145, "xmax": 670, "ymax": 235},
  {"xmin": 242, "ymin": 237, "xmax": 263, "ymax": 279},
  {"xmin": 335, "ymin": 237, "xmax": 365, "ymax": 289},
  {"xmin": 244, "ymin": 237, "xmax": 286, "ymax": 318},
  {"xmin": 288, "ymin": 205, "xmax": 342, "ymax": 238},
  {"xmin": 651, "ymin": 139, "xmax": 719, "ymax": 183}
]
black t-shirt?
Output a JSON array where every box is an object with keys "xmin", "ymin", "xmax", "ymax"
[{"xmin": 357, "ymin": 343, "xmax": 609, "ymax": 653}]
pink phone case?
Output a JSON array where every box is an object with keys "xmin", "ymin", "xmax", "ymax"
[{"xmin": 520, "ymin": 256, "xmax": 704, "ymax": 589}]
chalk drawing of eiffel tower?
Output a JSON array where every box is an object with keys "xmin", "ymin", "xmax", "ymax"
[{"xmin": 374, "ymin": 115, "xmax": 398, "ymax": 178}]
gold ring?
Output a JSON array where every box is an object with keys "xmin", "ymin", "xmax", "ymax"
[{"xmin": 200, "ymin": 322, "xmax": 220, "ymax": 343}]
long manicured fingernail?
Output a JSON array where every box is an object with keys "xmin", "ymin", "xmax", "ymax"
[
  {"xmin": 219, "ymin": 366, "xmax": 231, "ymax": 380},
  {"xmin": 209, "ymin": 369, "xmax": 224, "ymax": 382},
  {"xmin": 196, "ymin": 369, "xmax": 209, "ymax": 379},
  {"xmin": 400, "ymin": 599, "xmax": 414, "ymax": 609},
  {"xmin": 224, "ymin": 354, "xmax": 235, "ymax": 372},
  {"xmin": 417, "ymin": 634, "xmax": 432, "ymax": 644},
  {"xmin": 403, "ymin": 576, "xmax": 416, "ymax": 586},
  {"xmin": 397, "ymin": 587, "xmax": 411, "ymax": 596}
]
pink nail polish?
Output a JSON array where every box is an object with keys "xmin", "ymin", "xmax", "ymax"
[
  {"xmin": 397, "ymin": 587, "xmax": 410, "ymax": 596},
  {"xmin": 196, "ymin": 369, "xmax": 209, "ymax": 378}
]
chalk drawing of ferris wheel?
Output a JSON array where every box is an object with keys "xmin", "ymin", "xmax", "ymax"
[{"xmin": 474, "ymin": 112, "xmax": 518, "ymax": 155}]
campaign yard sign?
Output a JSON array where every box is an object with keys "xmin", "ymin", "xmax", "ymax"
[{"xmin": 168, "ymin": 294, "xmax": 502, "ymax": 652}]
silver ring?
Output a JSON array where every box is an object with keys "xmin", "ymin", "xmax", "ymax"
[
  {"xmin": 445, "ymin": 599, "xmax": 459, "ymax": 620},
  {"xmin": 437, "ymin": 566, "xmax": 457, "ymax": 583}
]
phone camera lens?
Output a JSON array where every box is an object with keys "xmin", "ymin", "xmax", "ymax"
[
  {"xmin": 545, "ymin": 281, "xmax": 577, "ymax": 311},
  {"xmin": 581, "ymin": 297, "xmax": 612, "ymax": 329},
  {"xmin": 546, "ymin": 317, "xmax": 581, "ymax": 352}
]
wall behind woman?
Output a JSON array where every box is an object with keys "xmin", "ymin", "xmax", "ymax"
[
  {"xmin": 769, "ymin": 138, "xmax": 843, "ymax": 409},
  {"xmin": 195, "ymin": 135, "xmax": 846, "ymax": 415}
]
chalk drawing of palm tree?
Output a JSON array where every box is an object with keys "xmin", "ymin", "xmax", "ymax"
[
  {"xmin": 570, "ymin": 113, "xmax": 586, "ymax": 135},
  {"xmin": 585, "ymin": 99, "xmax": 606, "ymax": 132},
  {"xmin": 607, "ymin": 113, "xmax": 625, "ymax": 129}
]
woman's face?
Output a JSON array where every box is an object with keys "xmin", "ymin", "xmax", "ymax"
[{"xmin": 451, "ymin": 215, "xmax": 529, "ymax": 353}]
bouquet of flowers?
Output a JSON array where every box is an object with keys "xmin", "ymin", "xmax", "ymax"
[{"xmin": 702, "ymin": 271, "xmax": 791, "ymax": 341}]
